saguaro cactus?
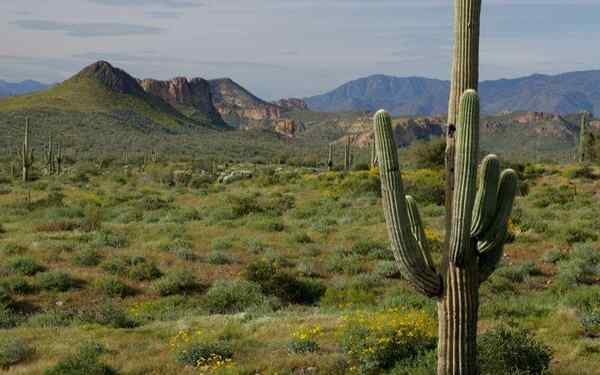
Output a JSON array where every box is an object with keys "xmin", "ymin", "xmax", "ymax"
[
  {"xmin": 369, "ymin": 140, "xmax": 378, "ymax": 169},
  {"xmin": 374, "ymin": 90, "xmax": 518, "ymax": 375},
  {"xmin": 56, "ymin": 143, "xmax": 63, "ymax": 176},
  {"xmin": 21, "ymin": 118, "xmax": 34, "ymax": 182},
  {"xmin": 445, "ymin": 0, "xmax": 482, "ymax": 238},
  {"xmin": 579, "ymin": 111, "xmax": 589, "ymax": 163},
  {"xmin": 344, "ymin": 136, "xmax": 351, "ymax": 171},
  {"xmin": 327, "ymin": 143, "xmax": 334, "ymax": 171},
  {"xmin": 45, "ymin": 134, "xmax": 54, "ymax": 175}
]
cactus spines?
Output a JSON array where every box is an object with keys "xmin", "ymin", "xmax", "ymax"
[
  {"xmin": 369, "ymin": 140, "xmax": 378, "ymax": 169},
  {"xmin": 21, "ymin": 118, "xmax": 34, "ymax": 182},
  {"xmin": 327, "ymin": 143, "xmax": 334, "ymax": 171},
  {"xmin": 374, "ymin": 90, "xmax": 518, "ymax": 375},
  {"xmin": 445, "ymin": 0, "xmax": 482, "ymax": 243}
]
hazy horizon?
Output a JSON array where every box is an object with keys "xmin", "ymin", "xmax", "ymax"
[{"xmin": 2, "ymin": 0, "xmax": 600, "ymax": 100}]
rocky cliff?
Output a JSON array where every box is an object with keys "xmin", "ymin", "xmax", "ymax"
[
  {"xmin": 274, "ymin": 98, "xmax": 308, "ymax": 110},
  {"xmin": 139, "ymin": 77, "xmax": 224, "ymax": 124}
]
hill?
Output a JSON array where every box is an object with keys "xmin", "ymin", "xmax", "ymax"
[
  {"xmin": 306, "ymin": 70, "xmax": 600, "ymax": 116},
  {"xmin": 0, "ymin": 79, "xmax": 49, "ymax": 97}
]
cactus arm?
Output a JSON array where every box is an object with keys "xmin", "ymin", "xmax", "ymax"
[
  {"xmin": 470, "ymin": 155, "xmax": 500, "ymax": 236},
  {"xmin": 405, "ymin": 195, "xmax": 436, "ymax": 271},
  {"xmin": 449, "ymin": 90, "xmax": 480, "ymax": 266},
  {"xmin": 477, "ymin": 169, "xmax": 518, "ymax": 254},
  {"xmin": 374, "ymin": 110, "xmax": 442, "ymax": 297},
  {"xmin": 477, "ymin": 240, "xmax": 506, "ymax": 283}
]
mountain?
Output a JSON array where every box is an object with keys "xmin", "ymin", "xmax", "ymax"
[
  {"xmin": 139, "ymin": 77, "xmax": 225, "ymax": 126},
  {"xmin": 0, "ymin": 79, "xmax": 49, "ymax": 97},
  {"xmin": 208, "ymin": 78, "xmax": 304, "ymax": 137},
  {"xmin": 306, "ymin": 70, "xmax": 600, "ymax": 116}
]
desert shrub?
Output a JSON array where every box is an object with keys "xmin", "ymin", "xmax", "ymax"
[
  {"xmin": 43, "ymin": 342, "xmax": 117, "ymax": 375},
  {"xmin": 563, "ymin": 165, "xmax": 594, "ymax": 179},
  {"xmin": 172, "ymin": 337, "xmax": 233, "ymax": 368},
  {"xmin": 244, "ymin": 260, "xmax": 325, "ymax": 305},
  {"xmin": 211, "ymin": 237, "xmax": 234, "ymax": 252},
  {"xmin": 288, "ymin": 325, "xmax": 322, "ymax": 354},
  {"xmin": 495, "ymin": 262, "xmax": 540, "ymax": 283},
  {"xmin": 206, "ymin": 251, "xmax": 235, "ymax": 265},
  {"xmin": 81, "ymin": 205, "xmax": 103, "ymax": 232},
  {"xmin": 296, "ymin": 261, "xmax": 322, "ymax": 278},
  {"xmin": 542, "ymin": 249, "xmax": 563, "ymax": 264},
  {"xmin": 339, "ymin": 308, "xmax": 436, "ymax": 374},
  {"xmin": 321, "ymin": 285, "xmax": 377, "ymax": 309},
  {"xmin": 382, "ymin": 289, "xmax": 436, "ymax": 315},
  {"xmin": 289, "ymin": 231, "xmax": 313, "ymax": 244},
  {"xmin": 0, "ymin": 276, "xmax": 34, "ymax": 295},
  {"xmin": 251, "ymin": 216, "xmax": 285, "ymax": 232},
  {"xmin": 159, "ymin": 239, "xmax": 193, "ymax": 253},
  {"xmin": 37, "ymin": 271, "xmax": 77, "ymax": 292},
  {"xmin": 326, "ymin": 251, "xmax": 366, "ymax": 275},
  {"xmin": 93, "ymin": 230, "xmax": 128, "ymax": 248},
  {"xmin": 73, "ymin": 249, "xmax": 103, "ymax": 267},
  {"xmin": 333, "ymin": 171, "xmax": 381, "ymax": 197},
  {"xmin": 388, "ymin": 349, "xmax": 436, "ymax": 375},
  {"xmin": 531, "ymin": 185, "xmax": 574, "ymax": 208},
  {"xmin": 225, "ymin": 193, "xmax": 263, "ymax": 217},
  {"xmin": 101, "ymin": 257, "xmax": 128, "ymax": 275},
  {"xmin": 407, "ymin": 138, "xmax": 446, "ymax": 169},
  {"xmin": 555, "ymin": 258, "xmax": 599, "ymax": 291},
  {"xmin": 374, "ymin": 261, "xmax": 402, "ymax": 279},
  {"xmin": 78, "ymin": 302, "xmax": 138, "ymax": 329},
  {"xmin": 0, "ymin": 336, "xmax": 32, "ymax": 369},
  {"xmin": 562, "ymin": 225, "xmax": 598, "ymax": 245},
  {"xmin": 478, "ymin": 326, "xmax": 552, "ymax": 375},
  {"xmin": 403, "ymin": 169, "xmax": 445, "ymax": 206},
  {"xmin": 27, "ymin": 310, "xmax": 72, "ymax": 328},
  {"xmin": 152, "ymin": 270, "xmax": 200, "ymax": 296},
  {"xmin": 137, "ymin": 195, "xmax": 170, "ymax": 211},
  {"xmin": 127, "ymin": 261, "xmax": 161, "ymax": 281},
  {"xmin": 6, "ymin": 256, "xmax": 44, "ymax": 276},
  {"xmin": 94, "ymin": 277, "xmax": 135, "ymax": 298},
  {"xmin": 33, "ymin": 220, "xmax": 79, "ymax": 232},
  {"xmin": 351, "ymin": 239, "xmax": 386, "ymax": 257},
  {"xmin": 563, "ymin": 286, "xmax": 600, "ymax": 312},
  {"xmin": 204, "ymin": 279, "xmax": 268, "ymax": 314},
  {"xmin": 0, "ymin": 243, "xmax": 26, "ymax": 256}
]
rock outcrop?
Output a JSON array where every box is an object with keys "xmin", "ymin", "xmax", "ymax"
[
  {"xmin": 139, "ymin": 77, "xmax": 224, "ymax": 124},
  {"xmin": 275, "ymin": 98, "xmax": 308, "ymax": 110}
]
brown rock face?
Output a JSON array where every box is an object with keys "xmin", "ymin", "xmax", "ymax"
[
  {"xmin": 275, "ymin": 98, "xmax": 308, "ymax": 110},
  {"xmin": 274, "ymin": 119, "xmax": 305, "ymax": 138},
  {"xmin": 209, "ymin": 78, "xmax": 282, "ymax": 122},
  {"xmin": 513, "ymin": 112, "xmax": 561, "ymax": 124},
  {"xmin": 139, "ymin": 77, "xmax": 223, "ymax": 124}
]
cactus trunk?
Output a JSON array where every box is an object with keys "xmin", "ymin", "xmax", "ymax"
[
  {"xmin": 327, "ymin": 143, "xmax": 334, "ymax": 171},
  {"xmin": 579, "ymin": 112, "xmax": 588, "ymax": 163},
  {"xmin": 445, "ymin": 0, "xmax": 482, "ymax": 242}
]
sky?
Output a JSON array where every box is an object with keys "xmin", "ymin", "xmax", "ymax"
[{"xmin": 1, "ymin": 0, "xmax": 600, "ymax": 99}]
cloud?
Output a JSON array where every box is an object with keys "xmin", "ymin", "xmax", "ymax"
[
  {"xmin": 13, "ymin": 20, "xmax": 164, "ymax": 37},
  {"xmin": 89, "ymin": 0, "xmax": 202, "ymax": 8},
  {"xmin": 145, "ymin": 11, "xmax": 181, "ymax": 19}
]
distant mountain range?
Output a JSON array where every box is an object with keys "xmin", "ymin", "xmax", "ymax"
[
  {"xmin": 305, "ymin": 70, "xmax": 600, "ymax": 116},
  {"xmin": 0, "ymin": 80, "xmax": 50, "ymax": 97}
]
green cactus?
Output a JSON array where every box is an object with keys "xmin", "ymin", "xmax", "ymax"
[
  {"xmin": 344, "ymin": 136, "xmax": 351, "ymax": 171},
  {"xmin": 327, "ymin": 143, "xmax": 334, "ymax": 171},
  {"xmin": 20, "ymin": 118, "xmax": 34, "ymax": 182},
  {"xmin": 579, "ymin": 111, "xmax": 589, "ymax": 163},
  {"xmin": 445, "ymin": 0, "xmax": 482, "ymax": 242},
  {"xmin": 369, "ymin": 140, "xmax": 378, "ymax": 169},
  {"xmin": 56, "ymin": 143, "xmax": 63, "ymax": 176},
  {"xmin": 374, "ymin": 90, "xmax": 518, "ymax": 375},
  {"xmin": 45, "ymin": 134, "xmax": 54, "ymax": 175}
]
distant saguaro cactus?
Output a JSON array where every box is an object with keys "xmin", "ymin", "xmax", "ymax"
[
  {"xmin": 374, "ymin": 90, "xmax": 518, "ymax": 375},
  {"xmin": 327, "ymin": 143, "xmax": 334, "ymax": 171},
  {"xmin": 20, "ymin": 118, "xmax": 34, "ymax": 182},
  {"xmin": 56, "ymin": 143, "xmax": 63, "ymax": 175},
  {"xmin": 579, "ymin": 111, "xmax": 590, "ymax": 163},
  {"xmin": 45, "ymin": 134, "xmax": 54, "ymax": 175},
  {"xmin": 344, "ymin": 136, "xmax": 352, "ymax": 171}
]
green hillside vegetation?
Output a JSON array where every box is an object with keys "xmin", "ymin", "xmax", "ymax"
[{"xmin": 0, "ymin": 159, "xmax": 598, "ymax": 373}]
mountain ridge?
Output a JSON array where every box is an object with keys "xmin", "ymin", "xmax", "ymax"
[{"xmin": 305, "ymin": 70, "xmax": 600, "ymax": 116}]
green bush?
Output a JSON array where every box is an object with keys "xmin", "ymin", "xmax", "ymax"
[
  {"xmin": 204, "ymin": 279, "xmax": 268, "ymax": 314},
  {"xmin": 73, "ymin": 249, "xmax": 103, "ymax": 267},
  {"xmin": 6, "ymin": 256, "xmax": 45, "ymax": 276},
  {"xmin": 0, "ymin": 276, "xmax": 34, "ymax": 295},
  {"xmin": 27, "ymin": 310, "xmax": 72, "ymax": 328},
  {"xmin": 339, "ymin": 309, "xmax": 436, "ymax": 374},
  {"xmin": 244, "ymin": 260, "xmax": 324, "ymax": 305},
  {"xmin": 37, "ymin": 271, "xmax": 77, "ymax": 292},
  {"xmin": 0, "ymin": 336, "xmax": 32, "ymax": 369},
  {"xmin": 174, "ymin": 341, "xmax": 233, "ymax": 367},
  {"xmin": 152, "ymin": 270, "xmax": 200, "ymax": 296},
  {"xmin": 406, "ymin": 138, "xmax": 446, "ymax": 169},
  {"xmin": 94, "ymin": 277, "xmax": 135, "ymax": 298},
  {"xmin": 78, "ymin": 302, "xmax": 138, "ymax": 329},
  {"xmin": 127, "ymin": 261, "xmax": 161, "ymax": 281},
  {"xmin": 206, "ymin": 251, "xmax": 235, "ymax": 265},
  {"xmin": 478, "ymin": 326, "xmax": 552, "ymax": 375},
  {"xmin": 43, "ymin": 342, "xmax": 116, "ymax": 375}
]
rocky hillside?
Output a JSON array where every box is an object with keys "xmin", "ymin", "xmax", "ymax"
[
  {"xmin": 306, "ymin": 70, "xmax": 600, "ymax": 116},
  {"xmin": 209, "ymin": 78, "xmax": 304, "ymax": 137},
  {"xmin": 139, "ymin": 77, "xmax": 225, "ymax": 125}
]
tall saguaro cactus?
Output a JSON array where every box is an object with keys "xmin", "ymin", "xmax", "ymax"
[
  {"xmin": 327, "ymin": 143, "xmax": 334, "ymax": 171},
  {"xmin": 579, "ymin": 111, "xmax": 589, "ymax": 163},
  {"xmin": 374, "ymin": 90, "xmax": 518, "ymax": 375},
  {"xmin": 445, "ymin": 0, "xmax": 482, "ymax": 239},
  {"xmin": 21, "ymin": 118, "xmax": 34, "ymax": 182},
  {"xmin": 344, "ymin": 136, "xmax": 352, "ymax": 171}
]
